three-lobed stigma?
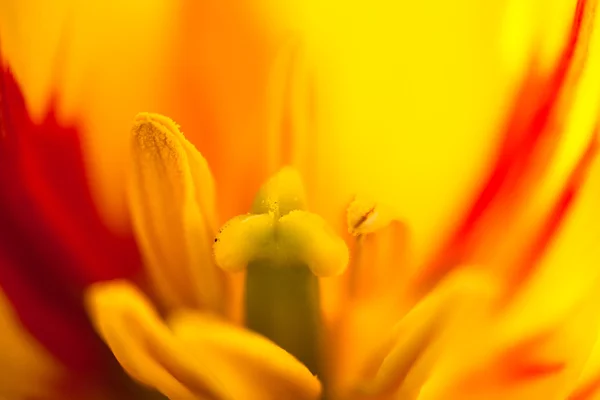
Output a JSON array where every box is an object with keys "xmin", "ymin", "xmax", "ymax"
[{"xmin": 213, "ymin": 167, "xmax": 349, "ymax": 277}]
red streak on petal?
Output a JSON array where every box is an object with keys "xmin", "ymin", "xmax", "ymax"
[
  {"xmin": 509, "ymin": 362, "xmax": 566, "ymax": 381},
  {"xmin": 569, "ymin": 373, "xmax": 600, "ymax": 400},
  {"xmin": 457, "ymin": 333, "xmax": 566, "ymax": 394},
  {"xmin": 417, "ymin": 0, "xmax": 598, "ymax": 292},
  {"xmin": 460, "ymin": 0, "xmax": 594, "ymax": 240},
  {"xmin": 0, "ymin": 59, "xmax": 141, "ymax": 382},
  {"xmin": 499, "ymin": 331, "xmax": 566, "ymax": 382},
  {"xmin": 459, "ymin": 331, "xmax": 566, "ymax": 392},
  {"xmin": 507, "ymin": 130, "xmax": 598, "ymax": 292}
]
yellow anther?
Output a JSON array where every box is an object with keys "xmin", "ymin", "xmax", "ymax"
[
  {"xmin": 347, "ymin": 195, "xmax": 397, "ymax": 236},
  {"xmin": 129, "ymin": 112, "xmax": 224, "ymax": 313}
]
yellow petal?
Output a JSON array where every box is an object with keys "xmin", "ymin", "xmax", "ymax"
[
  {"xmin": 298, "ymin": 0, "xmax": 518, "ymax": 264},
  {"xmin": 85, "ymin": 280, "xmax": 321, "ymax": 400},
  {"xmin": 410, "ymin": 139, "xmax": 600, "ymax": 400},
  {"xmin": 421, "ymin": 284, "xmax": 600, "ymax": 400},
  {"xmin": 73, "ymin": 0, "xmax": 177, "ymax": 231},
  {"xmin": 498, "ymin": 154, "xmax": 600, "ymax": 348},
  {"xmin": 129, "ymin": 113, "xmax": 225, "ymax": 313},
  {"xmin": 0, "ymin": 0, "xmax": 71, "ymax": 121},
  {"xmin": 0, "ymin": 288, "xmax": 63, "ymax": 399},
  {"xmin": 295, "ymin": 0, "xmax": 592, "ymax": 278},
  {"xmin": 446, "ymin": 0, "xmax": 600, "ymax": 289},
  {"xmin": 572, "ymin": 330, "xmax": 600, "ymax": 400},
  {"xmin": 501, "ymin": 0, "xmax": 578, "ymax": 75}
]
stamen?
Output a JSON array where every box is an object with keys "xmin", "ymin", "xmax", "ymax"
[
  {"xmin": 345, "ymin": 196, "xmax": 404, "ymax": 300},
  {"xmin": 129, "ymin": 112, "xmax": 225, "ymax": 313},
  {"xmin": 347, "ymin": 196, "xmax": 396, "ymax": 236},
  {"xmin": 214, "ymin": 167, "xmax": 348, "ymax": 377}
]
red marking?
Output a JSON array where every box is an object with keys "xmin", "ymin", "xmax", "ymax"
[
  {"xmin": 505, "ymin": 360, "xmax": 566, "ymax": 382},
  {"xmin": 508, "ymin": 130, "xmax": 598, "ymax": 291},
  {"xmin": 499, "ymin": 331, "xmax": 566, "ymax": 382},
  {"xmin": 417, "ymin": 0, "xmax": 598, "ymax": 291},
  {"xmin": 456, "ymin": 332, "xmax": 566, "ymax": 394},
  {"xmin": 0, "ymin": 59, "xmax": 141, "ymax": 382},
  {"xmin": 569, "ymin": 373, "xmax": 600, "ymax": 400}
]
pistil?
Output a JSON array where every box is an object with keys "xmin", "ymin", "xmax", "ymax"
[{"xmin": 214, "ymin": 167, "xmax": 348, "ymax": 380}]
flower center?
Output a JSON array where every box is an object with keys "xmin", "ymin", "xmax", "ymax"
[{"xmin": 214, "ymin": 167, "xmax": 349, "ymax": 379}]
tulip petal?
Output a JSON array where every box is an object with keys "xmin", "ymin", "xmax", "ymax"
[
  {"xmin": 0, "ymin": 286, "xmax": 62, "ymax": 399},
  {"xmin": 571, "ymin": 357, "xmax": 600, "ymax": 400},
  {"xmin": 0, "ymin": 55, "xmax": 141, "ymax": 383},
  {"xmin": 354, "ymin": 270, "xmax": 498, "ymax": 399},
  {"xmin": 415, "ymin": 149, "xmax": 600, "ymax": 399},
  {"xmin": 495, "ymin": 148, "xmax": 600, "ymax": 355},
  {"xmin": 572, "ymin": 320, "xmax": 600, "ymax": 399},
  {"xmin": 418, "ymin": 136, "xmax": 600, "ymax": 399},
  {"xmin": 418, "ymin": 0, "xmax": 598, "ymax": 291},
  {"xmin": 299, "ymin": 0, "xmax": 518, "ymax": 258},
  {"xmin": 86, "ymin": 280, "xmax": 322, "ymax": 400},
  {"xmin": 0, "ymin": 0, "xmax": 70, "ymax": 121},
  {"xmin": 0, "ymin": 62, "xmax": 141, "ymax": 285},
  {"xmin": 0, "ymin": 0, "xmax": 178, "ymax": 228},
  {"xmin": 165, "ymin": 0, "xmax": 292, "ymax": 220},
  {"xmin": 438, "ymin": 285, "xmax": 600, "ymax": 400}
]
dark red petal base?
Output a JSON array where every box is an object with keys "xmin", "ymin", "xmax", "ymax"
[{"xmin": 0, "ymin": 58, "xmax": 142, "ymax": 392}]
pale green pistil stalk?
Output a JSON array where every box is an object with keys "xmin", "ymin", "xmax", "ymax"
[
  {"xmin": 246, "ymin": 258, "xmax": 322, "ymax": 375},
  {"xmin": 214, "ymin": 167, "xmax": 349, "ymax": 380}
]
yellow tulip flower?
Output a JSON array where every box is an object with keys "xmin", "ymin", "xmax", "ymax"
[{"xmin": 0, "ymin": 0, "xmax": 599, "ymax": 399}]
